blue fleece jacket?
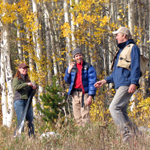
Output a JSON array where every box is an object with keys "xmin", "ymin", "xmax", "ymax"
[
  {"xmin": 105, "ymin": 39, "xmax": 140, "ymax": 89},
  {"xmin": 64, "ymin": 61, "xmax": 97, "ymax": 96}
]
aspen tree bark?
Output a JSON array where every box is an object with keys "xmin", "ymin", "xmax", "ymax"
[
  {"xmin": 85, "ymin": 44, "xmax": 90, "ymax": 63},
  {"xmin": 111, "ymin": 1, "xmax": 115, "ymax": 23},
  {"xmin": 138, "ymin": 0, "xmax": 142, "ymax": 53},
  {"xmin": 102, "ymin": 46, "xmax": 107, "ymax": 74},
  {"xmin": 46, "ymin": 1, "xmax": 58, "ymax": 82},
  {"xmin": 1, "ymin": 30, "xmax": 7, "ymax": 126},
  {"xmin": 43, "ymin": 1, "xmax": 52, "ymax": 85},
  {"xmin": 70, "ymin": 0, "xmax": 76, "ymax": 50},
  {"xmin": 138, "ymin": 0, "xmax": 146, "ymax": 96},
  {"xmin": 47, "ymin": 21, "xmax": 57, "ymax": 79},
  {"xmin": 116, "ymin": 0, "xmax": 121, "ymax": 25},
  {"xmin": 64, "ymin": 0, "xmax": 71, "ymax": 64},
  {"xmin": 149, "ymin": 0, "xmax": 150, "ymax": 70},
  {"xmin": 108, "ymin": 0, "xmax": 113, "ymax": 73},
  {"xmin": 129, "ymin": 0, "xmax": 138, "ymax": 111},
  {"xmin": 146, "ymin": 0, "xmax": 150, "ymax": 97},
  {"xmin": 53, "ymin": 26, "xmax": 64, "ymax": 87},
  {"xmin": 108, "ymin": 0, "xmax": 114, "ymax": 88},
  {"xmin": 2, "ymin": 23, "xmax": 14, "ymax": 127},
  {"xmin": 75, "ymin": 0, "xmax": 79, "ymax": 29},
  {"xmin": 1, "ymin": 0, "xmax": 14, "ymax": 127},
  {"xmin": 51, "ymin": 0, "xmax": 61, "ymax": 86},
  {"xmin": 16, "ymin": 14, "xmax": 23, "ymax": 61},
  {"xmin": 88, "ymin": 28, "xmax": 94, "ymax": 66},
  {"xmin": 31, "ymin": 0, "xmax": 44, "ymax": 99},
  {"xmin": 26, "ymin": 28, "xmax": 37, "ymax": 116},
  {"xmin": 123, "ymin": 0, "xmax": 128, "ymax": 24},
  {"xmin": 128, "ymin": 0, "xmax": 135, "ymax": 35},
  {"xmin": 0, "ymin": 31, "xmax": 2, "ymax": 82}
]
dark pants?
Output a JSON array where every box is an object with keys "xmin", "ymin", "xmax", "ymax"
[{"xmin": 14, "ymin": 100, "xmax": 34, "ymax": 136}]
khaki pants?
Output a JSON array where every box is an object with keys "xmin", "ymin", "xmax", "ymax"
[
  {"xmin": 72, "ymin": 91, "xmax": 90, "ymax": 126},
  {"xmin": 109, "ymin": 86, "xmax": 141, "ymax": 140}
]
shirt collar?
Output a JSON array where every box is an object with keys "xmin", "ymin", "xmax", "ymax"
[{"xmin": 76, "ymin": 60, "xmax": 83, "ymax": 65}]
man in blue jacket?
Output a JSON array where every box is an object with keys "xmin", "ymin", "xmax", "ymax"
[
  {"xmin": 64, "ymin": 48, "xmax": 97, "ymax": 127},
  {"xmin": 94, "ymin": 27, "xmax": 141, "ymax": 141}
]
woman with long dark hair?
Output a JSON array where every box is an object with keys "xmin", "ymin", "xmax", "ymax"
[{"xmin": 13, "ymin": 63, "xmax": 36, "ymax": 137}]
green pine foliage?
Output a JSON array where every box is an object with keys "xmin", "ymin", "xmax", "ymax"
[{"xmin": 36, "ymin": 76, "xmax": 66, "ymax": 124}]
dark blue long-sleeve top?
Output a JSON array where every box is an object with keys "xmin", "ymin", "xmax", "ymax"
[{"xmin": 105, "ymin": 39, "xmax": 140, "ymax": 89}]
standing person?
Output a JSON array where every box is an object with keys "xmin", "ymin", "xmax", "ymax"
[
  {"xmin": 13, "ymin": 63, "xmax": 36, "ymax": 137},
  {"xmin": 64, "ymin": 48, "xmax": 97, "ymax": 127},
  {"xmin": 94, "ymin": 27, "xmax": 141, "ymax": 141}
]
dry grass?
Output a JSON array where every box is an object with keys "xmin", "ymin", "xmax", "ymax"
[{"xmin": 0, "ymin": 117, "xmax": 150, "ymax": 150}]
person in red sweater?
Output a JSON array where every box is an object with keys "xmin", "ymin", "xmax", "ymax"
[{"xmin": 64, "ymin": 48, "xmax": 97, "ymax": 126}]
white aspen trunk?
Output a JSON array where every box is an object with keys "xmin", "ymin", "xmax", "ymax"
[
  {"xmin": 70, "ymin": 0, "xmax": 76, "ymax": 49},
  {"xmin": 147, "ymin": 0, "xmax": 150, "ymax": 97},
  {"xmin": 26, "ymin": 28, "xmax": 37, "ymax": 116},
  {"xmin": 51, "ymin": 1, "xmax": 58, "ymax": 77},
  {"xmin": 1, "ymin": 30, "xmax": 7, "ymax": 126},
  {"xmin": 16, "ymin": 14, "xmax": 23, "ymax": 61},
  {"xmin": 111, "ymin": 1, "xmax": 115, "ymax": 23},
  {"xmin": 53, "ymin": 53, "xmax": 58, "ymax": 76},
  {"xmin": 53, "ymin": 25, "xmax": 64, "ymax": 86},
  {"xmin": 89, "ymin": 48, "xmax": 93, "ymax": 65},
  {"xmin": 102, "ymin": 47, "xmax": 107, "ymax": 74},
  {"xmin": 116, "ymin": 0, "xmax": 121, "ymax": 25},
  {"xmin": 3, "ymin": 24, "xmax": 14, "ymax": 127},
  {"xmin": 149, "ymin": 0, "xmax": 150, "ymax": 72},
  {"xmin": 128, "ymin": 0, "xmax": 135, "ymax": 35},
  {"xmin": 129, "ymin": 0, "xmax": 137, "ymax": 111},
  {"xmin": 88, "ymin": 27, "xmax": 94, "ymax": 66},
  {"xmin": 138, "ymin": 0, "xmax": 142, "ymax": 53},
  {"xmin": 108, "ymin": 0, "xmax": 114, "ymax": 88},
  {"xmin": 85, "ymin": 45, "xmax": 90, "ymax": 63},
  {"xmin": 75, "ymin": 0, "xmax": 79, "ymax": 27},
  {"xmin": 43, "ymin": 1, "xmax": 52, "ymax": 84},
  {"xmin": 1, "ymin": 0, "xmax": 14, "ymax": 127},
  {"xmin": 29, "ymin": 63, "xmax": 37, "ymax": 115},
  {"xmin": 64, "ymin": 0, "xmax": 71, "ymax": 64},
  {"xmin": 49, "ymin": 23, "xmax": 56, "ymax": 77},
  {"xmin": 32, "ymin": 0, "xmax": 44, "ymax": 99},
  {"xmin": 52, "ymin": 0, "xmax": 65, "ymax": 87},
  {"xmin": 75, "ymin": 0, "xmax": 79, "ymax": 3},
  {"xmin": 138, "ymin": 0, "xmax": 145, "ymax": 97},
  {"xmin": 108, "ymin": 0, "xmax": 112, "ymax": 72},
  {"xmin": 123, "ymin": 0, "xmax": 128, "ymax": 24}
]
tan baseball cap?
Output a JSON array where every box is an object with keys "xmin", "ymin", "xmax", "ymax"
[{"xmin": 112, "ymin": 27, "xmax": 131, "ymax": 35}]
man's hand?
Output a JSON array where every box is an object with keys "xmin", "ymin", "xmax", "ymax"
[
  {"xmin": 68, "ymin": 62, "xmax": 75, "ymax": 73},
  {"xmin": 94, "ymin": 79, "xmax": 107, "ymax": 88},
  {"xmin": 128, "ymin": 84, "xmax": 136, "ymax": 93},
  {"xmin": 87, "ymin": 96, "xmax": 92, "ymax": 106}
]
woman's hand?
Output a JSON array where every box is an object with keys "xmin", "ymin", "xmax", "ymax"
[
  {"xmin": 27, "ymin": 82, "xmax": 33, "ymax": 87},
  {"xmin": 27, "ymin": 82, "xmax": 36, "ymax": 89},
  {"xmin": 32, "ymin": 85, "xmax": 36, "ymax": 89}
]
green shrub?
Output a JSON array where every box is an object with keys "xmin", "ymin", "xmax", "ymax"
[{"xmin": 37, "ymin": 76, "xmax": 66, "ymax": 126}]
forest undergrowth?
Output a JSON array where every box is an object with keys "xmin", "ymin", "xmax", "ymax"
[{"xmin": 0, "ymin": 115, "xmax": 150, "ymax": 150}]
